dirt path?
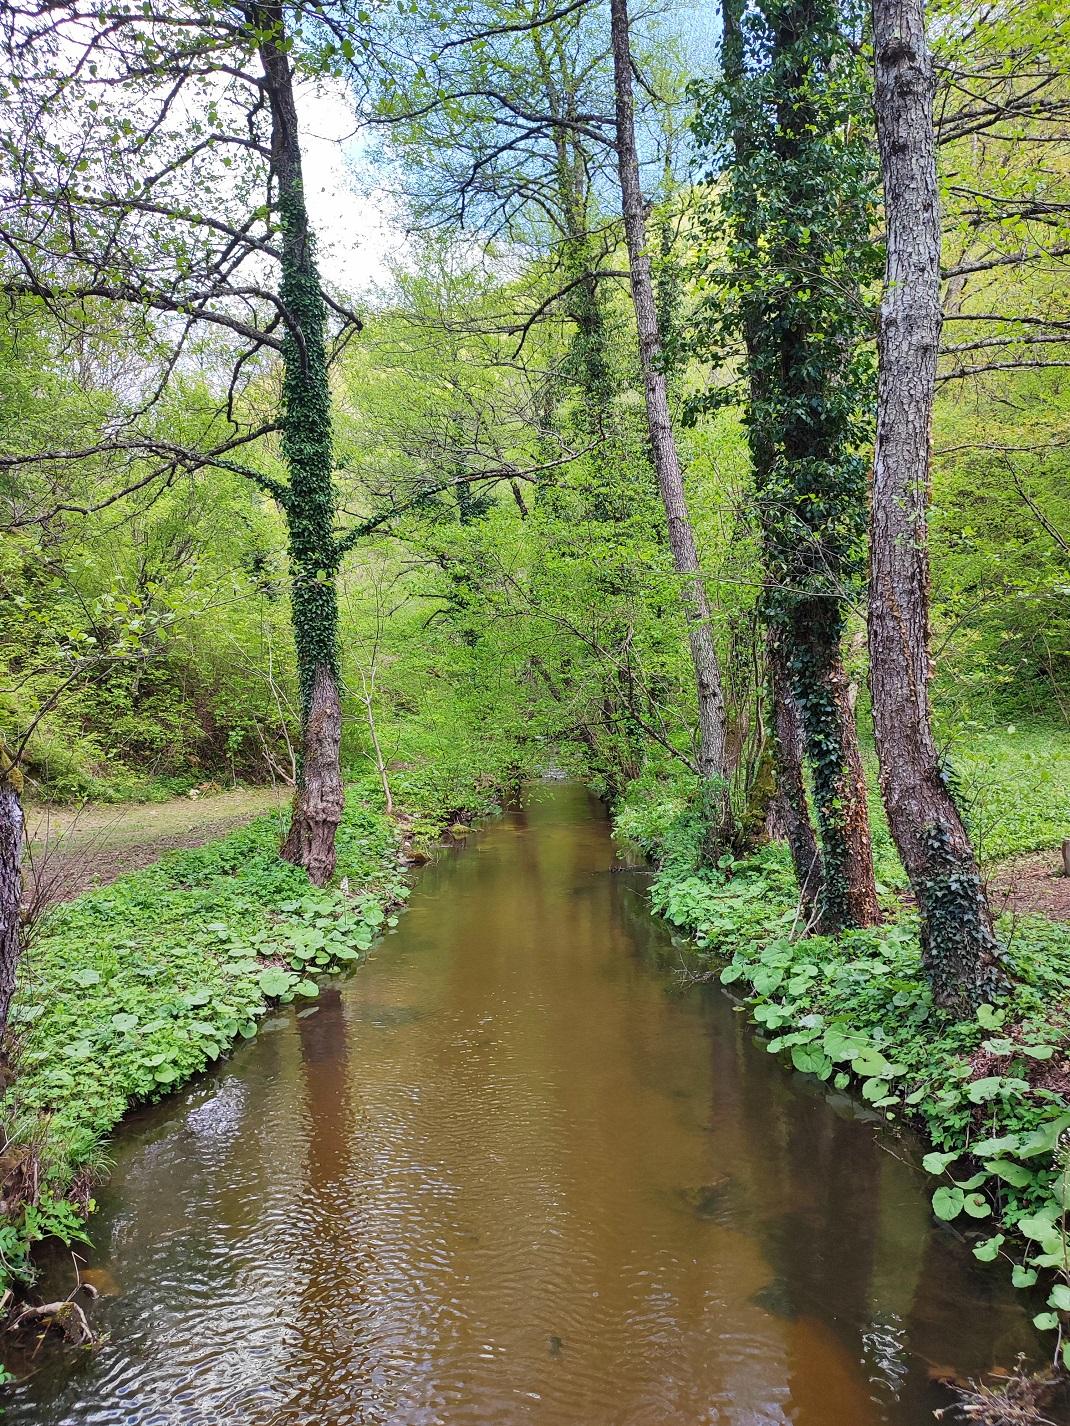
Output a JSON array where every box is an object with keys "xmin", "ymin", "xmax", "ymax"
[
  {"xmin": 989, "ymin": 848, "xmax": 1070, "ymax": 922},
  {"xmin": 24, "ymin": 785, "xmax": 289, "ymax": 903}
]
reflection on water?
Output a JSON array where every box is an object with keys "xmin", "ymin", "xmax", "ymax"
[{"xmin": 8, "ymin": 784, "xmax": 1051, "ymax": 1424}]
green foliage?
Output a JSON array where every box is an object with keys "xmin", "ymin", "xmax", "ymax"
[
  {"xmin": 276, "ymin": 183, "xmax": 341, "ymax": 714},
  {"xmin": 625, "ymin": 760, "xmax": 1070, "ymax": 1327},
  {"xmin": 0, "ymin": 785, "xmax": 408, "ymax": 1290},
  {"xmin": 688, "ymin": 0, "xmax": 882, "ymax": 924}
]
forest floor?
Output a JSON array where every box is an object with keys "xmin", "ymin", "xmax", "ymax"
[
  {"xmin": 23, "ymin": 786, "xmax": 288, "ymax": 902},
  {"xmin": 990, "ymin": 850, "xmax": 1070, "ymax": 921}
]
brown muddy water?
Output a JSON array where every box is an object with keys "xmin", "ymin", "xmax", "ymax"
[{"xmin": 9, "ymin": 784, "xmax": 1053, "ymax": 1424}]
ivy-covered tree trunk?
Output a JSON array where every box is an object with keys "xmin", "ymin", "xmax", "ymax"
[
  {"xmin": 787, "ymin": 601, "xmax": 878, "ymax": 929},
  {"xmin": 714, "ymin": 0, "xmax": 878, "ymax": 929},
  {"xmin": 768, "ymin": 633, "xmax": 822, "ymax": 916},
  {"xmin": 257, "ymin": 6, "xmax": 344, "ymax": 886},
  {"xmin": 0, "ymin": 752, "xmax": 25, "ymax": 1037},
  {"xmin": 609, "ymin": 0, "xmax": 731, "ymax": 843},
  {"xmin": 870, "ymin": 0, "xmax": 1007, "ymax": 1013}
]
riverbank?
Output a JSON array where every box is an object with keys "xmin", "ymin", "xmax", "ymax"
[
  {"xmin": 0, "ymin": 771, "xmax": 509, "ymax": 1304},
  {"xmin": 616, "ymin": 755, "xmax": 1070, "ymax": 1368}
]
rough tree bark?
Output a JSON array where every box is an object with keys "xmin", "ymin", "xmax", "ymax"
[
  {"xmin": 768, "ymin": 634, "xmax": 823, "ymax": 918},
  {"xmin": 0, "ymin": 752, "xmax": 24, "ymax": 1037},
  {"xmin": 869, "ymin": 0, "xmax": 1007, "ymax": 1012},
  {"xmin": 257, "ymin": 5, "xmax": 344, "ymax": 885},
  {"xmin": 720, "ymin": 0, "xmax": 876, "ymax": 928},
  {"xmin": 609, "ymin": 0, "xmax": 731, "ymax": 841}
]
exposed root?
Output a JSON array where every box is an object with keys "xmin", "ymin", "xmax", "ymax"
[{"xmin": 935, "ymin": 1361, "xmax": 1062, "ymax": 1425}]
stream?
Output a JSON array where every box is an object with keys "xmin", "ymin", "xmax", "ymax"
[{"xmin": 10, "ymin": 783, "xmax": 1049, "ymax": 1424}]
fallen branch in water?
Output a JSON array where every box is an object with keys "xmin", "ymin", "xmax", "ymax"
[{"xmin": 10, "ymin": 1297, "xmax": 95, "ymax": 1346}]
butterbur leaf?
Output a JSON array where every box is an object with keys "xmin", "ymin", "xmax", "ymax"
[
  {"xmin": 110, "ymin": 1013, "xmax": 138, "ymax": 1032},
  {"xmin": 963, "ymin": 1193, "xmax": 991, "ymax": 1219},
  {"xmin": 984, "ymin": 1160, "xmax": 1033, "ymax": 1188},
  {"xmin": 1017, "ymin": 1207, "xmax": 1061, "ymax": 1240},
  {"xmin": 967, "ymin": 1077, "xmax": 1005, "ymax": 1104},
  {"xmin": 922, "ymin": 1151, "xmax": 958, "ymax": 1175},
  {"xmin": 972, "ymin": 1235, "xmax": 1003, "ymax": 1262},
  {"xmin": 791, "ymin": 1044, "xmax": 832, "ymax": 1079},
  {"xmin": 976, "ymin": 1004, "xmax": 1005, "ymax": 1030},
  {"xmin": 1033, "ymin": 1312, "xmax": 1059, "ymax": 1332},
  {"xmin": 954, "ymin": 1173, "xmax": 988, "ymax": 1191},
  {"xmin": 295, "ymin": 979, "xmax": 319, "ymax": 998},
  {"xmin": 1019, "ymin": 1115, "xmax": 1070, "ymax": 1158},
  {"xmin": 972, "ymin": 1134, "xmax": 1022, "ymax": 1157},
  {"xmin": 257, "ymin": 968, "xmax": 294, "ymax": 997},
  {"xmin": 1047, "ymin": 1284, "xmax": 1070, "ymax": 1311},
  {"xmin": 933, "ymin": 1187, "xmax": 965, "ymax": 1221},
  {"xmin": 1012, "ymin": 1265, "xmax": 1038, "ymax": 1288}
]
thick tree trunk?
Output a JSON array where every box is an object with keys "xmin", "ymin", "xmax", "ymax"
[
  {"xmin": 788, "ymin": 602, "xmax": 879, "ymax": 929},
  {"xmin": 0, "ymin": 762, "xmax": 24, "ymax": 1037},
  {"xmin": 609, "ymin": 0, "xmax": 731, "ymax": 842},
  {"xmin": 769, "ymin": 633, "xmax": 823, "ymax": 917},
  {"xmin": 870, "ymin": 0, "xmax": 1006, "ymax": 1013},
  {"xmin": 717, "ymin": 0, "xmax": 878, "ymax": 929},
  {"xmin": 257, "ymin": 5, "xmax": 345, "ymax": 885},
  {"xmin": 280, "ymin": 662, "xmax": 343, "ymax": 885}
]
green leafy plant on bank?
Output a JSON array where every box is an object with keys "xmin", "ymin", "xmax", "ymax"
[
  {"xmin": 618, "ymin": 770, "xmax": 1070, "ymax": 1362},
  {"xmin": 0, "ymin": 769, "xmax": 505, "ymax": 1301}
]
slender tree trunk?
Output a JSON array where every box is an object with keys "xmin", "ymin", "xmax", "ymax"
[
  {"xmin": 609, "ymin": 0, "xmax": 731, "ymax": 843},
  {"xmin": 257, "ymin": 5, "xmax": 344, "ymax": 886},
  {"xmin": 768, "ymin": 633, "xmax": 823, "ymax": 917},
  {"xmin": 869, "ymin": 0, "xmax": 1007, "ymax": 1013},
  {"xmin": 0, "ymin": 754, "xmax": 24, "ymax": 1037}
]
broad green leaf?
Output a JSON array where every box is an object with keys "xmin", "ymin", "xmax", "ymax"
[
  {"xmin": 984, "ymin": 1159, "xmax": 1033, "ymax": 1188},
  {"xmin": 933, "ymin": 1187, "xmax": 965, "ymax": 1221},
  {"xmin": 922, "ymin": 1151, "xmax": 958, "ymax": 1175},
  {"xmin": 972, "ymin": 1234, "xmax": 1003, "ymax": 1262}
]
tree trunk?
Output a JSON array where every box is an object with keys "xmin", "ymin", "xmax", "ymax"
[
  {"xmin": 788, "ymin": 602, "xmax": 879, "ymax": 929},
  {"xmin": 280, "ymin": 663, "xmax": 343, "ymax": 885},
  {"xmin": 257, "ymin": 5, "xmax": 345, "ymax": 885},
  {"xmin": 0, "ymin": 758, "xmax": 24, "ymax": 1037},
  {"xmin": 769, "ymin": 633, "xmax": 823, "ymax": 917},
  {"xmin": 869, "ymin": 0, "xmax": 1007, "ymax": 1013},
  {"xmin": 720, "ymin": 0, "xmax": 877, "ymax": 928},
  {"xmin": 609, "ymin": 0, "xmax": 731, "ymax": 844}
]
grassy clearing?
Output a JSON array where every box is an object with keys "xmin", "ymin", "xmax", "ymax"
[
  {"xmin": 0, "ymin": 768, "xmax": 509, "ymax": 1298},
  {"xmin": 862, "ymin": 723, "xmax": 1070, "ymax": 891},
  {"xmin": 616, "ymin": 731, "xmax": 1070, "ymax": 1365}
]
